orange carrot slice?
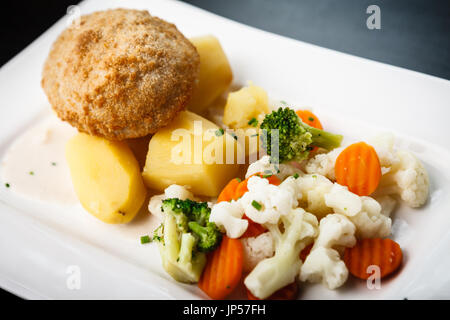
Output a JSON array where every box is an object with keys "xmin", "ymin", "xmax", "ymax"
[
  {"xmin": 234, "ymin": 172, "xmax": 281, "ymax": 200},
  {"xmin": 343, "ymin": 238, "xmax": 403, "ymax": 280},
  {"xmin": 240, "ymin": 215, "xmax": 267, "ymax": 238},
  {"xmin": 217, "ymin": 178, "xmax": 241, "ymax": 203},
  {"xmin": 335, "ymin": 142, "xmax": 381, "ymax": 196},
  {"xmin": 198, "ymin": 236, "xmax": 243, "ymax": 299},
  {"xmin": 296, "ymin": 110, "xmax": 323, "ymax": 130},
  {"xmin": 246, "ymin": 281, "xmax": 299, "ymax": 300}
]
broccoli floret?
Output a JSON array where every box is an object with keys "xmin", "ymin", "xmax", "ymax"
[
  {"xmin": 260, "ymin": 107, "xmax": 343, "ymax": 163},
  {"xmin": 158, "ymin": 198, "xmax": 223, "ymax": 283},
  {"xmin": 162, "ymin": 198, "xmax": 211, "ymax": 226},
  {"xmin": 188, "ymin": 221, "xmax": 222, "ymax": 252}
]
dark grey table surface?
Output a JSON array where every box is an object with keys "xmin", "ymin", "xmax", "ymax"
[{"xmin": 183, "ymin": 0, "xmax": 450, "ymax": 80}]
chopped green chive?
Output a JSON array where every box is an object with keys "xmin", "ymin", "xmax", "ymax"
[
  {"xmin": 262, "ymin": 170, "xmax": 274, "ymax": 178},
  {"xmin": 235, "ymin": 178, "xmax": 242, "ymax": 183},
  {"xmin": 248, "ymin": 117, "xmax": 258, "ymax": 127},
  {"xmin": 251, "ymin": 200, "xmax": 262, "ymax": 211},
  {"xmin": 308, "ymin": 116, "xmax": 315, "ymax": 122},
  {"xmin": 280, "ymin": 100, "xmax": 287, "ymax": 105},
  {"xmin": 250, "ymin": 133, "xmax": 259, "ymax": 137},
  {"xmin": 312, "ymin": 175, "xmax": 317, "ymax": 179},
  {"xmin": 51, "ymin": 162, "xmax": 57, "ymax": 166},
  {"xmin": 293, "ymin": 173, "xmax": 299, "ymax": 179},
  {"xmin": 215, "ymin": 128, "xmax": 224, "ymax": 136},
  {"xmin": 140, "ymin": 235, "xmax": 151, "ymax": 244},
  {"xmin": 230, "ymin": 132, "xmax": 238, "ymax": 140},
  {"xmin": 29, "ymin": 171, "xmax": 34, "ymax": 176},
  {"xmin": 5, "ymin": 183, "xmax": 10, "ymax": 188}
]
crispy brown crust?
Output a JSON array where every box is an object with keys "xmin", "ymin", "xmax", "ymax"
[{"xmin": 41, "ymin": 8, "xmax": 199, "ymax": 140}]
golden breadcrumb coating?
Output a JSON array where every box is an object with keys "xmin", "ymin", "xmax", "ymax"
[{"xmin": 42, "ymin": 8, "xmax": 199, "ymax": 140}]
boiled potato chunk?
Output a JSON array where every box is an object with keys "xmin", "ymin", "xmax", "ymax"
[
  {"xmin": 223, "ymin": 84, "xmax": 269, "ymax": 157},
  {"xmin": 223, "ymin": 84, "xmax": 269, "ymax": 129},
  {"xmin": 143, "ymin": 111, "xmax": 242, "ymax": 197},
  {"xmin": 66, "ymin": 133, "xmax": 147, "ymax": 224},
  {"xmin": 187, "ymin": 35, "xmax": 233, "ymax": 114}
]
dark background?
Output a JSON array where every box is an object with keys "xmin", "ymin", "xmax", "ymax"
[
  {"xmin": 1, "ymin": 0, "xmax": 449, "ymax": 79},
  {"xmin": 0, "ymin": 0, "xmax": 448, "ymax": 300}
]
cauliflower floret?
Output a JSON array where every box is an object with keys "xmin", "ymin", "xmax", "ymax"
[
  {"xmin": 278, "ymin": 176, "xmax": 303, "ymax": 208},
  {"xmin": 300, "ymin": 213, "xmax": 355, "ymax": 289},
  {"xmin": 324, "ymin": 183, "xmax": 391, "ymax": 238},
  {"xmin": 241, "ymin": 232, "xmax": 275, "ymax": 273},
  {"xmin": 369, "ymin": 133, "xmax": 400, "ymax": 175},
  {"xmin": 296, "ymin": 174, "xmax": 334, "ymax": 219},
  {"xmin": 314, "ymin": 214, "xmax": 356, "ymax": 250},
  {"xmin": 324, "ymin": 183, "xmax": 362, "ymax": 216},
  {"xmin": 300, "ymin": 247, "xmax": 348, "ymax": 290},
  {"xmin": 148, "ymin": 194, "xmax": 165, "ymax": 219},
  {"xmin": 239, "ymin": 176, "xmax": 297, "ymax": 224},
  {"xmin": 349, "ymin": 197, "xmax": 392, "ymax": 238},
  {"xmin": 164, "ymin": 184, "xmax": 196, "ymax": 200},
  {"xmin": 374, "ymin": 195, "xmax": 397, "ymax": 217},
  {"xmin": 376, "ymin": 150, "xmax": 429, "ymax": 208},
  {"xmin": 246, "ymin": 155, "xmax": 303, "ymax": 180},
  {"xmin": 210, "ymin": 201, "xmax": 248, "ymax": 238},
  {"xmin": 304, "ymin": 147, "xmax": 343, "ymax": 180},
  {"xmin": 148, "ymin": 185, "xmax": 196, "ymax": 219},
  {"xmin": 245, "ymin": 209, "xmax": 318, "ymax": 299}
]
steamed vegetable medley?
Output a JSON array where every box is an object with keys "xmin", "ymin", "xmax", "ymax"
[
  {"xmin": 148, "ymin": 101, "xmax": 429, "ymax": 300},
  {"xmin": 63, "ymin": 35, "xmax": 429, "ymax": 300}
]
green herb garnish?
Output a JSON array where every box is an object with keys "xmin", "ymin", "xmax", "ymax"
[
  {"xmin": 5, "ymin": 183, "xmax": 10, "ymax": 188},
  {"xmin": 140, "ymin": 235, "xmax": 151, "ymax": 244},
  {"xmin": 293, "ymin": 173, "xmax": 299, "ymax": 179},
  {"xmin": 251, "ymin": 200, "xmax": 262, "ymax": 211},
  {"xmin": 215, "ymin": 128, "xmax": 224, "ymax": 136},
  {"xmin": 248, "ymin": 118, "xmax": 258, "ymax": 127}
]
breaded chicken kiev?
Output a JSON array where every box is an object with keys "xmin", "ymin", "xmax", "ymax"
[{"xmin": 42, "ymin": 8, "xmax": 200, "ymax": 140}]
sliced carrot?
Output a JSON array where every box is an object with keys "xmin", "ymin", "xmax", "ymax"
[
  {"xmin": 246, "ymin": 281, "xmax": 299, "ymax": 300},
  {"xmin": 343, "ymin": 238, "xmax": 403, "ymax": 280},
  {"xmin": 198, "ymin": 236, "xmax": 243, "ymax": 299},
  {"xmin": 240, "ymin": 215, "xmax": 267, "ymax": 238},
  {"xmin": 300, "ymin": 243, "xmax": 313, "ymax": 262},
  {"xmin": 217, "ymin": 178, "xmax": 241, "ymax": 203},
  {"xmin": 234, "ymin": 172, "xmax": 281, "ymax": 200},
  {"xmin": 296, "ymin": 110, "xmax": 323, "ymax": 130},
  {"xmin": 334, "ymin": 142, "xmax": 381, "ymax": 196}
]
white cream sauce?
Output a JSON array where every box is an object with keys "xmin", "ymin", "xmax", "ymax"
[{"xmin": 1, "ymin": 113, "xmax": 78, "ymax": 204}]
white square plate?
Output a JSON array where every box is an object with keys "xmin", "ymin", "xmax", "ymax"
[{"xmin": 1, "ymin": 0, "xmax": 450, "ymax": 299}]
